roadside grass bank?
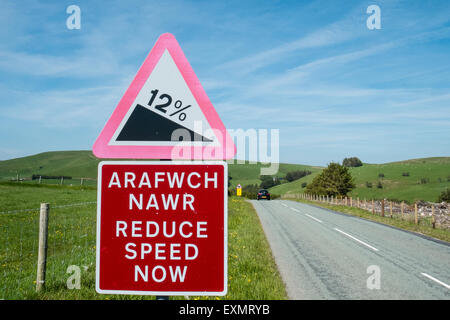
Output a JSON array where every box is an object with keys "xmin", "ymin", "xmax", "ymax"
[
  {"xmin": 289, "ymin": 199, "xmax": 450, "ymax": 243},
  {"xmin": 0, "ymin": 183, "xmax": 286, "ymax": 299}
]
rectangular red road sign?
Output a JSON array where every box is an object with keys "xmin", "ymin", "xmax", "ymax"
[{"xmin": 96, "ymin": 161, "xmax": 227, "ymax": 296}]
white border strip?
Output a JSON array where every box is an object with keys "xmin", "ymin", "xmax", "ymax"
[
  {"xmin": 421, "ymin": 273, "xmax": 450, "ymax": 290},
  {"xmin": 95, "ymin": 160, "xmax": 228, "ymax": 296},
  {"xmin": 334, "ymin": 228, "xmax": 379, "ymax": 252},
  {"xmin": 305, "ymin": 214, "xmax": 322, "ymax": 223}
]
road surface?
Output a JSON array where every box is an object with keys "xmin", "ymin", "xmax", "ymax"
[{"xmin": 250, "ymin": 199, "xmax": 450, "ymax": 299}]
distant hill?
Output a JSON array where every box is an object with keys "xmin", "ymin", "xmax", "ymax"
[
  {"xmin": 1, "ymin": 151, "xmax": 448, "ymax": 202},
  {"xmin": 269, "ymin": 157, "xmax": 450, "ymax": 203},
  {"xmin": 0, "ymin": 151, "xmax": 99, "ymax": 181},
  {"xmin": 0, "ymin": 150, "xmax": 320, "ymax": 188}
]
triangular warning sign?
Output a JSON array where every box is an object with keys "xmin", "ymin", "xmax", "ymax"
[{"xmin": 92, "ymin": 33, "xmax": 236, "ymax": 160}]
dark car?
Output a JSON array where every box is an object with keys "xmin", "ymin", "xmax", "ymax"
[{"xmin": 257, "ymin": 189, "xmax": 270, "ymax": 200}]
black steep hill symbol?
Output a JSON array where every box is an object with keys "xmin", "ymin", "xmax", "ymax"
[{"xmin": 116, "ymin": 104, "xmax": 213, "ymax": 142}]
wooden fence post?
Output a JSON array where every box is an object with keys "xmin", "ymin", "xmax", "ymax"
[
  {"xmin": 36, "ymin": 203, "xmax": 50, "ymax": 292},
  {"xmin": 381, "ymin": 199, "xmax": 385, "ymax": 217},
  {"xmin": 414, "ymin": 203, "xmax": 418, "ymax": 225},
  {"xmin": 401, "ymin": 201, "xmax": 404, "ymax": 219},
  {"xmin": 350, "ymin": 197, "xmax": 353, "ymax": 207},
  {"xmin": 432, "ymin": 205, "xmax": 435, "ymax": 229},
  {"xmin": 372, "ymin": 200, "xmax": 375, "ymax": 214},
  {"xmin": 389, "ymin": 201, "xmax": 393, "ymax": 218}
]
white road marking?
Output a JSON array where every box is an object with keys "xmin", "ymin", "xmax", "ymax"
[
  {"xmin": 290, "ymin": 207, "xmax": 300, "ymax": 213},
  {"xmin": 281, "ymin": 203, "xmax": 288, "ymax": 207},
  {"xmin": 421, "ymin": 273, "xmax": 450, "ymax": 290},
  {"xmin": 305, "ymin": 214, "xmax": 323, "ymax": 223},
  {"xmin": 333, "ymin": 228, "xmax": 379, "ymax": 252}
]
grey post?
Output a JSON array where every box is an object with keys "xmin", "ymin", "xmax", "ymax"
[{"xmin": 36, "ymin": 203, "xmax": 50, "ymax": 292}]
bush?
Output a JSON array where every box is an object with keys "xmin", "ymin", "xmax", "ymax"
[
  {"xmin": 377, "ymin": 181, "xmax": 383, "ymax": 189},
  {"xmin": 378, "ymin": 173, "xmax": 384, "ymax": 178},
  {"xmin": 438, "ymin": 188, "xmax": 450, "ymax": 202},
  {"xmin": 419, "ymin": 177, "xmax": 429, "ymax": 184},
  {"xmin": 301, "ymin": 182, "xmax": 307, "ymax": 188},
  {"xmin": 342, "ymin": 157, "xmax": 363, "ymax": 167},
  {"xmin": 402, "ymin": 172, "xmax": 410, "ymax": 177},
  {"xmin": 259, "ymin": 176, "xmax": 280, "ymax": 189},
  {"xmin": 366, "ymin": 181, "xmax": 373, "ymax": 188},
  {"xmin": 285, "ymin": 170, "xmax": 312, "ymax": 182}
]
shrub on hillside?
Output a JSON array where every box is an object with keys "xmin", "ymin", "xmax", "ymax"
[
  {"xmin": 366, "ymin": 181, "xmax": 373, "ymax": 188},
  {"xmin": 377, "ymin": 181, "xmax": 383, "ymax": 189},
  {"xmin": 402, "ymin": 172, "xmax": 410, "ymax": 177},
  {"xmin": 285, "ymin": 170, "xmax": 312, "ymax": 182},
  {"xmin": 301, "ymin": 182, "xmax": 307, "ymax": 188},
  {"xmin": 259, "ymin": 176, "xmax": 280, "ymax": 189},
  {"xmin": 438, "ymin": 188, "xmax": 450, "ymax": 202},
  {"xmin": 378, "ymin": 173, "xmax": 384, "ymax": 178},
  {"xmin": 342, "ymin": 157, "xmax": 363, "ymax": 167},
  {"xmin": 32, "ymin": 174, "xmax": 72, "ymax": 180}
]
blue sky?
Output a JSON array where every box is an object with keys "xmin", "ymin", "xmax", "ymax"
[{"xmin": 0, "ymin": 0, "xmax": 449, "ymax": 165}]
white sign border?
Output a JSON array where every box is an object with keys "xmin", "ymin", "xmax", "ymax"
[{"xmin": 95, "ymin": 160, "xmax": 228, "ymax": 296}]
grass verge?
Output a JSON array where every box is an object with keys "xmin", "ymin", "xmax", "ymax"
[
  {"xmin": 0, "ymin": 183, "xmax": 286, "ymax": 300},
  {"xmin": 291, "ymin": 199, "xmax": 450, "ymax": 243}
]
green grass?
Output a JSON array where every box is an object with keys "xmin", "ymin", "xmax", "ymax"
[
  {"xmin": 291, "ymin": 199, "xmax": 450, "ymax": 243},
  {"xmin": 0, "ymin": 182, "xmax": 96, "ymax": 213},
  {"xmin": 0, "ymin": 184, "xmax": 286, "ymax": 300},
  {"xmin": 270, "ymin": 157, "xmax": 450, "ymax": 203},
  {"xmin": 348, "ymin": 158, "xmax": 450, "ymax": 203}
]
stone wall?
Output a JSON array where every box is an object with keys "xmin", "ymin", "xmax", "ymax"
[{"xmin": 282, "ymin": 193, "xmax": 450, "ymax": 229}]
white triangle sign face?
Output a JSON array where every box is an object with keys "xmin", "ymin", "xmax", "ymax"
[{"xmin": 92, "ymin": 33, "xmax": 236, "ymax": 160}]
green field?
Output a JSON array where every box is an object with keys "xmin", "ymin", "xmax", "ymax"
[
  {"xmin": 0, "ymin": 183, "xmax": 286, "ymax": 300},
  {"xmin": 0, "ymin": 150, "xmax": 320, "ymax": 189},
  {"xmin": 1, "ymin": 151, "xmax": 449, "ymax": 203},
  {"xmin": 271, "ymin": 157, "xmax": 450, "ymax": 203}
]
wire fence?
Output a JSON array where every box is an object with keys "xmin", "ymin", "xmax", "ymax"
[
  {"xmin": 0, "ymin": 201, "xmax": 97, "ymax": 215},
  {"xmin": 2, "ymin": 177, "xmax": 97, "ymax": 187},
  {"xmin": 0, "ymin": 201, "xmax": 97, "ymax": 299}
]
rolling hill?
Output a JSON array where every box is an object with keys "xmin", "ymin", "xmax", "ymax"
[
  {"xmin": 0, "ymin": 150, "xmax": 320, "ymax": 188},
  {"xmin": 1, "ymin": 151, "xmax": 448, "ymax": 203},
  {"xmin": 269, "ymin": 157, "xmax": 450, "ymax": 203}
]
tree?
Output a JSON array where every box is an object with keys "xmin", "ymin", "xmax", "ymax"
[
  {"xmin": 342, "ymin": 157, "xmax": 363, "ymax": 167},
  {"xmin": 305, "ymin": 162, "xmax": 355, "ymax": 196}
]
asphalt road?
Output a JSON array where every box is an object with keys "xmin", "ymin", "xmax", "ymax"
[{"xmin": 250, "ymin": 199, "xmax": 450, "ymax": 300}]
